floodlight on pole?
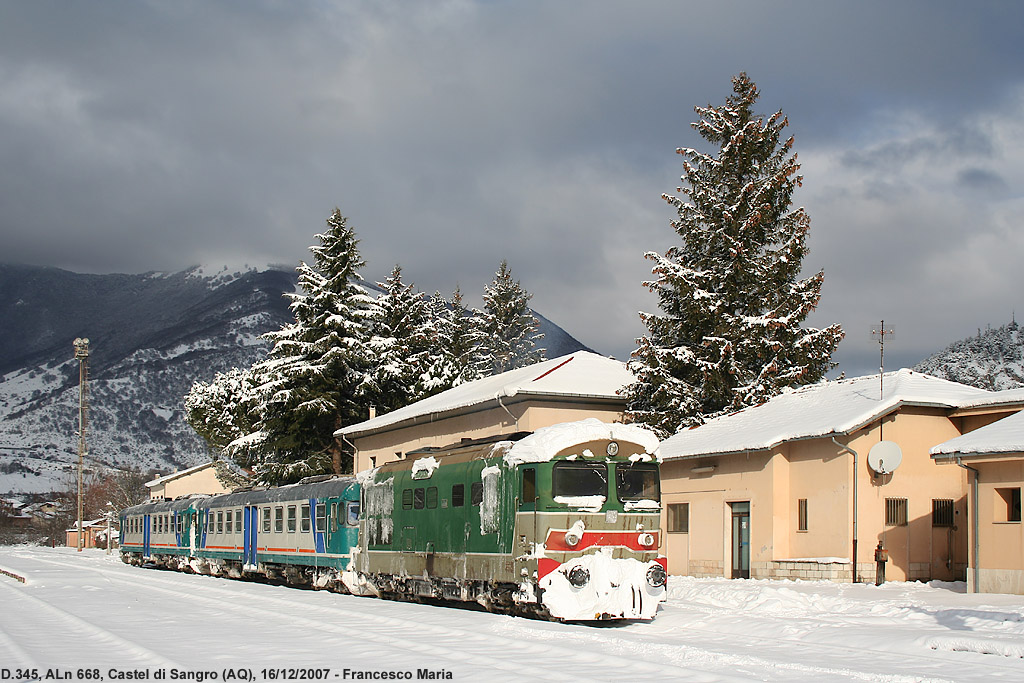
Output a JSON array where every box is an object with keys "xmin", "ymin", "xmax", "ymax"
[{"xmin": 74, "ymin": 337, "xmax": 90, "ymax": 553}]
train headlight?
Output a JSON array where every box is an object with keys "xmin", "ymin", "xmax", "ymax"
[
  {"xmin": 566, "ymin": 566, "xmax": 590, "ymax": 587},
  {"xmin": 564, "ymin": 531, "xmax": 582, "ymax": 547},
  {"xmin": 646, "ymin": 564, "xmax": 667, "ymax": 588},
  {"xmin": 638, "ymin": 532, "xmax": 655, "ymax": 548}
]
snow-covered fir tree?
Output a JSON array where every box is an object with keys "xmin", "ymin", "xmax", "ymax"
[
  {"xmin": 473, "ymin": 261, "xmax": 545, "ymax": 375},
  {"xmin": 915, "ymin": 320, "xmax": 1024, "ymax": 390},
  {"xmin": 184, "ymin": 366, "xmax": 263, "ymax": 461},
  {"xmin": 626, "ymin": 73, "xmax": 844, "ymax": 437},
  {"xmin": 424, "ymin": 287, "xmax": 484, "ymax": 390},
  {"xmin": 363, "ymin": 265, "xmax": 433, "ymax": 414},
  {"xmin": 244, "ymin": 209, "xmax": 375, "ymax": 483}
]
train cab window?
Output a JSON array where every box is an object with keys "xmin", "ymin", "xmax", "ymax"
[
  {"xmin": 552, "ymin": 462, "xmax": 608, "ymax": 498},
  {"xmin": 217, "ymin": 512, "xmax": 224, "ymax": 534},
  {"xmin": 275, "ymin": 506, "xmax": 284, "ymax": 533},
  {"xmin": 301, "ymin": 504, "xmax": 311, "ymax": 533},
  {"xmin": 521, "ymin": 468, "xmax": 537, "ymax": 505},
  {"xmin": 346, "ymin": 501, "xmax": 360, "ymax": 526},
  {"xmin": 263, "ymin": 507, "xmax": 272, "ymax": 533},
  {"xmin": 235, "ymin": 509, "xmax": 242, "ymax": 533},
  {"xmin": 471, "ymin": 482, "xmax": 483, "ymax": 506},
  {"xmin": 414, "ymin": 488, "xmax": 425, "ymax": 510},
  {"xmin": 316, "ymin": 503, "xmax": 327, "ymax": 532},
  {"xmin": 402, "ymin": 489, "xmax": 413, "ymax": 510},
  {"xmin": 616, "ymin": 464, "xmax": 661, "ymax": 502},
  {"xmin": 225, "ymin": 510, "xmax": 233, "ymax": 533},
  {"xmin": 452, "ymin": 484, "xmax": 465, "ymax": 507},
  {"xmin": 287, "ymin": 506, "xmax": 297, "ymax": 532},
  {"xmin": 426, "ymin": 487, "xmax": 438, "ymax": 509}
]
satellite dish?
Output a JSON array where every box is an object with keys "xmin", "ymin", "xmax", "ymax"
[{"xmin": 868, "ymin": 441, "xmax": 903, "ymax": 475}]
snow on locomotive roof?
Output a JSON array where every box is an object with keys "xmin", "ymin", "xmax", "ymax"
[{"xmin": 502, "ymin": 418, "xmax": 661, "ymax": 466}]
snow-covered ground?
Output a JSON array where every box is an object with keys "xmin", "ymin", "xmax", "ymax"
[{"xmin": 2, "ymin": 547, "xmax": 1023, "ymax": 682}]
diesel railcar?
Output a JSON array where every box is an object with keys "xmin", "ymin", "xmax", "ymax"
[
  {"xmin": 120, "ymin": 477, "xmax": 360, "ymax": 590},
  {"xmin": 346, "ymin": 419, "xmax": 667, "ymax": 620}
]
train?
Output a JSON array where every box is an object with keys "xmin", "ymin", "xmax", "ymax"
[{"xmin": 120, "ymin": 419, "xmax": 668, "ymax": 621}]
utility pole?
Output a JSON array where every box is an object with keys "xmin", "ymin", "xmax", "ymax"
[{"xmin": 74, "ymin": 338, "xmax": 90, "ymax": 552}]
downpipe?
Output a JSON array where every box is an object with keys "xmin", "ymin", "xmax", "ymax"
[
  {"xmin": 832, "ymin": 437, "xmax": 859, "ymax": 583},
  {"xmin": 955, "ymin": 457, "xmax": 980, "ymax": 593}
]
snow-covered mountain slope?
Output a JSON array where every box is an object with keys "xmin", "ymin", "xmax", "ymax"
[
  {"xmin": 0, "ymin": 264, "xmax": 590, "ymax": 495},
  {"xmin": 915, "ymin": 321, "xmax": 1024, "ymax": 390}
]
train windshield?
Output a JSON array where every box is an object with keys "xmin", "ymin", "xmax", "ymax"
[
  {"xmin": 552, "ymin": 462, "xmax": 608, "ymax": 498},
  {"xmin": 616, "ymin": 463, "xmax": 661, "ymax": 502}
]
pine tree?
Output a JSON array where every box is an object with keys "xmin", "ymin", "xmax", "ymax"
[
  {"xmin": 626, "ymin": 73, "xmax": 844, "ymax": 437},
  {"xmin": 473, "ymin": 261, "xmax": 545, "ymax": 375},
  {"xmin": 425, "ymin": 286, "xmax": 483, "ymax": 390},
  {"xmin": 363, "ymin": 265, "xmax": 432, "ymax": 413},
  {"xmin": 247, "ymin": 209, "xmax": 375, "ymax": 483},
  {"xmin": 184, "ymin": 366, "xmax": 262, "ymax": 461}
]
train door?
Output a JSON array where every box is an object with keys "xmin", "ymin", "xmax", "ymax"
[
  {"xmin": 143, "ymin": 514, "xmax": 152, "ymax": 559},
  {"xmin": 730, "ymin": 501, "xmax": 750, "ymax": 579},
  {"xmin": 515, "ymin": 466, "xmax": 539, "ymax": 577},
  {"xmin": 243, "ymin": 505, "xmax": 259, "ymax": 570}
]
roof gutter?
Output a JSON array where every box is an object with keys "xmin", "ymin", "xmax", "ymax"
[{"xmin": 832, "ymin": 436, "xmax": 859, "ymax": 584}]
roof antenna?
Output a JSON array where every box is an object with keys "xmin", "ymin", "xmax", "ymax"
[{"xmin": 870, "ymin": 321, "xmax": 895, "ymax": 401}]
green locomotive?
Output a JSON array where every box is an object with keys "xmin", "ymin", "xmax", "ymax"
[{"xmin": 343, "ymin": 419, "xmax": 667, "ymax": 620}]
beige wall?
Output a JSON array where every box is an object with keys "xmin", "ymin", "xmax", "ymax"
[
  {"xmin": 350, "ymin": 398, "xmax": 624, "ymax": 472},
  {"xmin": 660, "ymin": 407, "xmax": 970, "ymax": 583},
  {"xmin": 968, "ymin": 456, "xmax": 1024, "ymax": 594},
  {"xmin": 149, "ymin": 465, "xmax": 230, "ymax": 500}
]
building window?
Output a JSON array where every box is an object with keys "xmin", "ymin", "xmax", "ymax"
[
  {"xmin": 667, "ymin": 503, "xmax": 689, "ymax": 533},
  {"xmin": 996, "ymin": 488, "xmax": 1022, "ymax": 523},
  {"xmin": 798, "ymin": 499, "xmax": 808, "ymax": 532},
  {"xmin": 932, "ymin": 499, "xmax": 955, "ymax": 527},
  {"xmin": 886, "ymin": 498, "xmax": 908, "ymax": 527}
]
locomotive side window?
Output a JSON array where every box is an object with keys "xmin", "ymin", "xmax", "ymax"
[
  {"xmin": 471, "ymin": 482, "xmax": 483, "ymax": 506},
  {"xmin": 287, "ymin": 506, "xmax": 297, "ymax": 532},
  {"xmin": 616, "ymin": 464, "xmax": 661, "ymax": 502},
  {"xmin": 402, "ymin": 489, "xmax": 413, "ymax": 510},
  {"xmin": 452, "ymin": 484, "xmax": 465, "ymax": 507},
  {"xmin": 301, "ymin": 504, "xmax": 311, "ymax": 533},
  {"xmin": 346, "ymin": 501, "xmax": 360, "ymax": 526},
  {"xmin": 317, "ymin": 503, "xmax": 327, "ymax": 532},
  {"xmin": 426, "ymin": 487, "xmax": 438, "ymax": 509},
  {"xmin": 275, "ymin": 506, "xmax": 284, "ymax": 532},
  {"xmin": 414, "ymin": 488, "xmax": 425, "ymax": 510},
  {"xmin": 552, "ymin": 462, "xmax": 608, "ymax": 498},
  {"xmin": 521, "ymin": 468, "xmax": 537, "ymax": 504},
  {"xmin": 263, "ymin": 507, "xmax": 272, "ymax": 533}
]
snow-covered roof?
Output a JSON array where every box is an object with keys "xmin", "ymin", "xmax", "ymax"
[
  {"xmin": 931, "ymin": 408, "xmax": 1024, "ymax": 458},
  {"xmin": 660, "ymin": 369, "xmax": 993, "ymax": 460},
  {"xmin": 337, "ymin": 352, "xmax": 633, "ymax": 438},
  {"xmin": 145, "ymin": 461, "xmax": 216, "ymax": 488}
]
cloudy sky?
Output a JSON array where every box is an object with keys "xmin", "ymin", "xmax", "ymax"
[{"xmin": 2, "ymin": 1, "xmax": 1022, "ymax": 378}]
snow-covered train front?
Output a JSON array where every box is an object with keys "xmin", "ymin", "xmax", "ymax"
[{"xmin": 349, "ymin": 419, "xmax": 667, "ymax": 620}]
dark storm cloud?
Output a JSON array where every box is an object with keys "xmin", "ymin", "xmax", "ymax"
[{"xmin": 2, "ymin": 1, "xmax": 1023, "ymax": 377}]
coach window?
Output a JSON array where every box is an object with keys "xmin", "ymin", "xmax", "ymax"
[
  {"xmin": 426, "ymin": 487, "xmax": 438, "ymax": 509},
  {"xmin": 414, "ymin": 487, "xmax": 425, "ymax": 510},
  {"xmin": 263, "ymin": 507, "xmax": 272, "ymax": 533},
  {"xmin": 346, "ymin": 501, "xmax": 360, "ymax": 526},
  {"xmin": 316, "ymin": 503, "xmax": 327, "ymax": 533},
  {"xmin": 225, "ymin": 510, "xmax": 233, "ymax": 534},
  {"xmin": 402, "ymin": 489, "xmax": 413, "ymax": 510},
  {"xmin": 177, "ymin": 515, "xmax": 183, "ymax": 534},
  {"xmin": 452, "ymin": 484, "xmax": 465, "ymax": 507},
  {"xmin": 471, "ymin": 482, "xmax": 483, "ymax": 506},
  {"xmin": 275, "ymin": 506, "xmax": 284, "ymax": 533},
  {"xmin": 301, "ymin": 504, "xmax": 311, "ymax": 533},
  {"xmin": 287, "ymin": 505, "xmax": 297, "ymax": 532},
  {"xmin": 235, "ymin": 509, "xmax": 242, "ymax": 533},
  {"xmin": 217, "ymin": 511, "xmax": 224, "ymax": 534}
]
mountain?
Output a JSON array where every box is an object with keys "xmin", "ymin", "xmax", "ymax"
[
  {"xmin": 0, "ymin": 264, "xmax": 591, "ymax": 495},
  {"xmin": 914, "ymin": 321, "xmax": 1024, "ymax": 390}
]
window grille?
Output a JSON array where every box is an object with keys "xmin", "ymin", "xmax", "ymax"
[
  {"xmin": 886, "ymin": 498, "xmax": 908, "ymax": 526},
  {"xmin": 932, "ymin": 499, "xmax": 954, "ymax": 527},
  {"xmin": 798, "ymin": 499, "xmax": 808, "ymax": 531}
]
